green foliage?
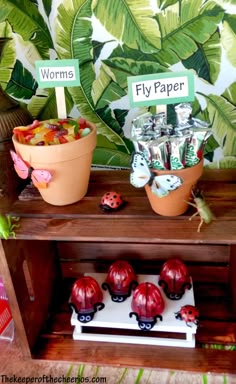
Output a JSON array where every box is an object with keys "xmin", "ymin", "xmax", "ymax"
[
  {"xmin": 6, "ymin": 59, "xmax": 37, "ymax": 99},
  {"xmin": 92, "ymin": 0, "xmax": 161, "ymax": 53},
  {"xmin": 199, "ymin": 92, "xmax": 236, "ymax": 156},
  {"xmin": 0, "ymin": 0, "xmax": 235, "ymax": 167},
  {"xmin": 0, "ymin": 0, "xmax": 53, "ymax": 58},
  {"xmin": 182, "ymin": 30, "xmax": 221, "ymax": 84}
]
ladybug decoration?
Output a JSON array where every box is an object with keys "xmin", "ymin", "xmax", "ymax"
[
  {"xmin": 100, "ymin": 191, "xmax": 125, "ymax": 211},
  {"xmin": 69, "ymin": 276, "xmax": 105, "ymax": 323},
  {"xmin": 175, "ymin": 305, "xmax": 199, "ymax": 327},
  {"xmin": 102, "ymin": 260, "xmax": 138, "ymax": 302},
  {"xmin": 158, "ymin": 258, "xmax": 192, "ymax": 300},
  {"xmin": 129, "ymin": 282, "xmax": 165, "ymax": 331}
]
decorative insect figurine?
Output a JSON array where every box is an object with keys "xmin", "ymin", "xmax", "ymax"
[
  {"xmin": 158, "ymin": 258, "xmax": 192, "ymax": 300},
  {"xmin": 69, "ymin": 276, "xmax": 105, "ymax": 323},
  {"xmin": 129, "ymin": 282, "xmax": 165, "ymax": 330},
  {"xmin": 102, "ymin": 260, "xmax": 138, "ymax": 302},
  {"xmin": 0, "ymin": 215, "xmax": 20, "ymax": 240},
  {"xmin": 100, "ymin": 191, "xmax": 125, "ymax": 211},
  {"xmin": 175, "ymin": 305, "xmax": 199, "ymax": 327},
  {"xmin": 10, "ymin": 150, "xmax": 52, "ymax": 189},
  {"xmin": 130, "ymin": 152, "xmax": 183, "ymax": 197},
  {"xmin": 186, "ymin": 190, "xmax": 215, "ymax": 232}
]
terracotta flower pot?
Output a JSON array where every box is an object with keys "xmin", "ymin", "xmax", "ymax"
[
  {"xmin": 12, "ymin": 121, "xmax": 97, "ymax": 206},
  {"xmin": 145, "ymin": 159, "xmax": 203, "ymax": 216}
]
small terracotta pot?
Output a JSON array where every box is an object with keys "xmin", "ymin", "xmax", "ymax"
[
  {"xmin": 145, "ymin": 159, "xmax": 203, "ymax": 216},
  {"xmin": 12, "ymin": 121, "xmax": 97, "ymax": 206}
]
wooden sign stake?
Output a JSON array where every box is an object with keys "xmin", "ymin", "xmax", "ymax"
[
  {"xmin": 55, "ymin": 87, "xmax": 67, "ymax": 119},
  {"xmin": 156, "ymin": 104, "xmax": 167, "ymax": 118}
]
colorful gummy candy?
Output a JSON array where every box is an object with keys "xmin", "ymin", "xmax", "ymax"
[{"xmin": 13, "ymin": 118, "xmax": 91, "ymax": 146}]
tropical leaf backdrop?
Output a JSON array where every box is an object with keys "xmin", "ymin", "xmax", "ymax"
[{"xmin": 0, "ymin": 0, "xmax": 235, "ymax": 168}]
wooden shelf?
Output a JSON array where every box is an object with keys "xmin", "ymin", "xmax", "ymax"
[
  {"xmin": 1, "ymin": 169, "xmax": 236, "ymax": 373},
  {"xmin": 31, "ymin": 277, "xmax": 236, "ymax": 372}
]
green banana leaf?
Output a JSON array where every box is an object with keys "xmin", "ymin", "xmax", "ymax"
[
  {"xmin": 221, "ymin": 14, "xmax": 236, "ymax": 67},
  {"xmin": 215, "ymin": 0, "xmax": 236, "ymax": 6},
  {"xmin": 92, "ymin": 0, "xmax": 161, "ymax": 53},
  {"xmin": 41, "ymin": 0, "xmax": 52, "ymax": 17},
  {"xmin": 56, "ymin": 0, "xmax": 132, "ymax": 155},
  {"xmin": 92, "ymin": 40, "xmax": 114, "ymax": 62},
  {"xmin": 92, "ymin": 44, "xmax": 168, "ymax": 114},
  {"xmin": 155, "ymin": 0, "xmax": 224, "ymax": 66},
  {"xmin": 158, "ymin": 0, "xmax": 179, "ymax": 10},
  {"xmin": 56, "ymin": 0, "xmax": 95, "ymax": 108},
  {"xmin": 199, "ymin": 93, "xmax": 236, "ymax": 156},
  {"xmin": 92, "ymin": 147, "xmax": 131, "ymax": 168},
  {"xmin": 113, "ymin": 108, "xmax": 129, "ymax": 128},
  {"xmin": 92, "ymin": 66, "xmax": 126, "ymax": 108},
  {"xmin": 222, "ymin": 82, "xmax": 236, "ymax": 105},
  {"xmin": 183, "ymin": 30, "xmax": 221, "ymax": 84},
  {"xmin": 109, "ymin": 44, "xmax": 159, "ymax": 63},
  {"xmin": 95, "ymin": 105, "xmax": 127, "ymax": 138},
  {"xmin": 69, "ymin": 85, "xmax": 132, "ymax": 153},
  {"xmin": 205, "ymin": 156, "xmax": 236, "ymax": 169},
  {"xmin": 100, "ymin": 56, "xmax": 168, "ymax": 90},
  {"xmin": 5, "ymin": 59, "xmax": 37, "ymax": 100},
  {"xmin": 204, "ymin": 135, "xmax": 220, "ymax": 162},
  {"xmin": 28, "ymin": 87, "xmax": 74, "ymax": 120},
  {"xmin": 95, "ymin": 133, "xmax": 133, "ymax": 165},
  {"xmin": 0, "ymin": 22, "xmax": 15, "ymax": 88},
  {"xmin": 0, "ymin": 0, "xmax": 53, "ymax": 59}
]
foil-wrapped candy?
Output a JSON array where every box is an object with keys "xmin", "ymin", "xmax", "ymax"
[{"xmin": 130, "ymin": 103, "xmax": 212, "ymax": 170}]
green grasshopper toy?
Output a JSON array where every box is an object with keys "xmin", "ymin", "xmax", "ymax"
[
  {"xmin": 0, "ymin": 215, "xmax": 20, "ymax": 240},
  {"xmin": 187, "ymin": 190, "xmax": 215, "ymax": 232}
]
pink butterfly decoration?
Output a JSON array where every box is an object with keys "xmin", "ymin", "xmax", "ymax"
[{"xmin": 10, "ymin": 150, "xmax": 52, "ymax": 189}]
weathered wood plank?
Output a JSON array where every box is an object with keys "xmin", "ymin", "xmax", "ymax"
[
  {"xmin": 6, "ymin": 217, "xmax": 236, "ymax": 243},
  {"xmin": 58, "ymin": 243, "xmax": 230, "ymax": 263},
  {"xmin": 33, "ymin": 337, "xmax": 236, "ymax": 374}
]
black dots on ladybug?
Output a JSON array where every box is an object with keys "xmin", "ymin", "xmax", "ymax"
[{"xmin": 100, "ymin": 191, "xmax": 125, "ymax": 212}]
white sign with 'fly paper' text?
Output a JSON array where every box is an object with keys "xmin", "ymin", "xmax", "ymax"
[{"xmin": 128, "ymin": 71, "xmax": 194, "ymax": 108}]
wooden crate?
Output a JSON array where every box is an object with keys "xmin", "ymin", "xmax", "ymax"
[{"xmin": 0, "ymin": 169, "xmax": 236, "ymax": 374}]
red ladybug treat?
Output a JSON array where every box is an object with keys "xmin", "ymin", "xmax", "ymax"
[
  {"xmin": 175, "ymin": 305, "xmax": 199, "ymax": 327},
  {"xmin": 158, "ymin": 258, "xmax": 192, "ymax": 300},
  {"xmin": 100, "ymin": 191, "xmax": 124, "ymax": 211},
  {"xmin": 129, "ymin": 282, "xmax": 165, "ymax": 331},
  {"xmin": 102, "ymin": 260, "xmax": 138, "ymax": 302},
  {"xmin": 69, "ymin": 276, "xmax": 105, "ymax": 323}
]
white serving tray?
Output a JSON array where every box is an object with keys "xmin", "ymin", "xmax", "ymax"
[{"xmin": 71, "ymin": 273, "xmax": 197, "ymax": 348}]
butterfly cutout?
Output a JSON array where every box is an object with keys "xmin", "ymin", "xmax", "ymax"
[
  {"xmin": 10, "ymin": 150, "xmax": 52, "ymax": 189},
  {"xmin": 130, "ymin": 152, "xmax": 183, "ymax": 197}
]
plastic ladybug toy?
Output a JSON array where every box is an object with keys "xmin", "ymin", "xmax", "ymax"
[
  {"xmin": 129, "ymin": 282, "xmax": 165, "ymax": 331},
  {"xmin": 102, "ymin": 260, "xmax": 138, "ymax": 302},
  {"xmin": 69, "ymin": 276, "xmax": 105, "ymax": 323},
  {"xmin": 100, "ymin": 191, "xmax": 125, "ymax": 211},
  {"xmin": 158, "ymin": 258, "xmax": 192, "ymax": 300},
  {"xmin": 175, "ymin": 305, "xmax": 199, "ymax": 327}
]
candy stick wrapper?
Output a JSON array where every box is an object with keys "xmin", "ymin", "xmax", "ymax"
[
  {"xmin": 149, "ymin": 136, "xmax": 169, "ymax": 170},
  {"xmin": 131, "ymin": 112, "xmax": 161, "ymax": 141},
  {"xmin": 185, "ymin": 129, "xmax": 212, "ymax": 167},
  {"xmin": 169, "ymin": 136, "xmax": 187, "ymax": 170},
  {"xmin": 175, "ymin": 103, "xmax": 192, "ymax": 126},
  {"xmin": 129, "ymin": 103, "xmax": 212, "ymax": 171}
]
